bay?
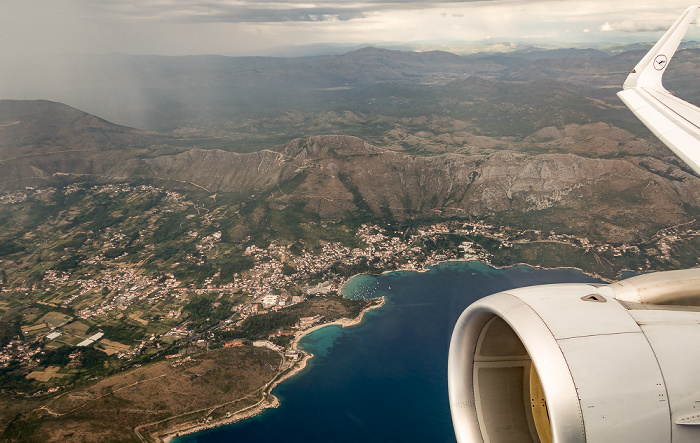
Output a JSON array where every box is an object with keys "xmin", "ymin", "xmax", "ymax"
[{"xmin": 176, "ymin": 261, "xmax": 601, "ymax": 442}]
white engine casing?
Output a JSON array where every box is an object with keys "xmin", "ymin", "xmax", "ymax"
[{"xmin": 448, "ymin": 269, "xmax": 700, "ymax": 443}]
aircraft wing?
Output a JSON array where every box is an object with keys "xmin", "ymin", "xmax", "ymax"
[
  {"xmin": 449, "ymin": 7, "xmax": 700, "ymax": 443},
  {"xmin": 618, "ymin": 5, "xmax": 700, "ymax": 174}
]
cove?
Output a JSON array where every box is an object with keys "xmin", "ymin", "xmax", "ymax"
[{"xmin": 175, "ymin": 261, "xmax": 601, "ymax": 442}]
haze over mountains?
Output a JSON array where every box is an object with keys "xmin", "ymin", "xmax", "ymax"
[
  {"xmin": 3, "ymin": 44, "xmax": 700, "ymax": 246},
  {"xmin": 5, "ymin": 42, "xmax": 700, "ymax": 441},
  {"xmin": 3, "ymin": 42, "xmax": 700, "ymax": 131}
]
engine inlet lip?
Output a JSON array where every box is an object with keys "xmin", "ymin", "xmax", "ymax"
[{"xmin": 448, "ymin": 291, "xmax": 586, "ymax": 443}]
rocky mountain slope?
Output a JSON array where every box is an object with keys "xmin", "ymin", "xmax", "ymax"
[
  {"xmin": 2, "ymin": 100, "xmax": 698, "ymax": 243},
  {"xmin": 0, "ymin": 100, "xmax": 157, "ymax": 153},
  {"xmin": 142, "ymin": 134, "xmax": 700, "ymax": 242},
  {"xmin": 0, "ymin": 100, "xmax": 166, "ymax": 188}
]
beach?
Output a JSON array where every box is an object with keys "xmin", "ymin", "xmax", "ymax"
[
  {"xmin": 167, "ymin": 262, "xmax": 603, "ymax": 443},
  {"xmin": 160, "ymin": 260, "xmax": 599, "ymax": 443},
  {"xmin": 159, "ymin": 296, "xmax": 386, "ymax": 442}
]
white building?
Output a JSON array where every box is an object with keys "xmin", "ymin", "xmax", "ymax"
[
  {"xmin": 262, "ymin": 294, "xmax": 279, "ymax": 308},
  {"xmin": 77, "ymin": 332, "xmax": 104, "ymax": 347},
  {"xmin": 253, "ymin": 340, "xmax": 283, "ymax": 352}
]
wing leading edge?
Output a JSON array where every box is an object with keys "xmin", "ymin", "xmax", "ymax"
[{"xmin": 618, "ymin": 5, "xmax": 700, "ymax": 175}]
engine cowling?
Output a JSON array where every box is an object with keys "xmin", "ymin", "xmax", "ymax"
[{"xmin": 448, "ymin": 268, "xmax": 700, "ymax": 443}]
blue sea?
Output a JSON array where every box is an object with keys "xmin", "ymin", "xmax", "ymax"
[{"xmin": 176, "ymin": 261, "xmax": 600, "ymax": 442}]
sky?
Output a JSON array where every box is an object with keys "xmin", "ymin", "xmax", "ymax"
[{"xmin": 3, "ymin": 1, "xmax": 700, "ymax": 57}]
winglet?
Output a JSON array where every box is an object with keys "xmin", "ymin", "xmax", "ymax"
[{"xmin": 622, "ymin": 5, "xmax": 699, "ymax": 92}]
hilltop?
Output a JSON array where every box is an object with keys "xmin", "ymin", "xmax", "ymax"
[
  {"xmin": 7, "ymin": 44, "xmax": 700, "ymax": 130},
  {"xmin": 2, "ymin": 43, "xmax": 700, "ymax": 440},
  {"xmin": 2, "ymin": 98, "xmax": 699, "ymax": 243}
]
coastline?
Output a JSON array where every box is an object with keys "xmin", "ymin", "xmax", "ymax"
[
  {"xmin": 158, "ymin": 296, "xmax": 386, "ymax": 442},
  {"xmin": 342, "ymin": 258, "xmax": 614, "ymax": 289},
  {"xmin": 157, "ymin": 259, "xmax": 608, "ymax": 442},
  {"xmin": 158, "ymin": 356, "xmax": 310, "ymax": 443},
  {"xmin": 488, "ymin": 261, "xmax": 612, "ymax": 283},
  {"xmin": 292, "ymin": 295, "xmax": 386, "ymax": 351}
]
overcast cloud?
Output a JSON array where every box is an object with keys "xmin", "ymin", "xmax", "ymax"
[{"xmin": 3, "ymin": 1, "xmax": 700, "ymax": 56}]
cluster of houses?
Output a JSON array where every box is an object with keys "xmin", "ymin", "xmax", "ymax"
[{"xmin": 6, "ymin": 179, "xmax": 695, "ymax": 382}]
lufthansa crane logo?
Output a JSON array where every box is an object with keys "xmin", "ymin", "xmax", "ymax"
[{"xmin": 654, "ymin": 54, "xmax": 668, "ymax": 71}]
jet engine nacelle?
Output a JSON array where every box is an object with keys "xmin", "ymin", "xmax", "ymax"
[{"xmin": 448, "ymin": 269, "xmax": 700, "ymax": 443}]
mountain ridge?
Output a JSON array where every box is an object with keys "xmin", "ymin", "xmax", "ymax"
[{"xmin": 1, "ymin": 97, "xmax": 695, "ymax": 244}]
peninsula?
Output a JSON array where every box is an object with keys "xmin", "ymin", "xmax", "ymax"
[{"xmin": 3, "ymin": 42, "xmax": 700, "ymax": 440}]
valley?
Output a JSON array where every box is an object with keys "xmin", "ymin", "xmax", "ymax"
[{"xmin": 2, "ymin": 44, "xmax": 700, "ymax": 441}]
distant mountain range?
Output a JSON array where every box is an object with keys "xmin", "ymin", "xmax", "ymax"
[
  {"xmin": 3, "ymin": 43, "xmax": 700, "ymax": 244},
  {"xmin": 5, "ymin": 42, "xmax": 700, "ymax": 443},
  {"xmin": 2, "ymin": 97, "xmax": 699, "ymax": 244},
  {"xmin": 3, "ymin": 43, "xmax": 700, "ymax": 130}
]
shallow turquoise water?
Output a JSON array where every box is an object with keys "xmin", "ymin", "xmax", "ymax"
[{"xmin": 176, "ymin": 261, "xmax": 599, "ymax": 442}]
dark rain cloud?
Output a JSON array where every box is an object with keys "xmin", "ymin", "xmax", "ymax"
[
  {"xmin": 189, "ymin": 7, "xmax": 366, "ymax": 23},
  {"xmin": 102, "ymin": 0, "xmax": 500, "ymax": 23}
]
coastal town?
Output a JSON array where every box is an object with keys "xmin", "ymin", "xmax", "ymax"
[{"xmin": 0, "ymin": 183, "xmax": 699, "ymax": 400}]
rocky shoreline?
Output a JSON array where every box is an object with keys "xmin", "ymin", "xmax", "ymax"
[
  {"xmin": 154, "ymin": 258, "xmax": 605, "ymax": 442},
  {"xmin": 158, "ymin": 296, "xmax": 386, "ymax": 442}
]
